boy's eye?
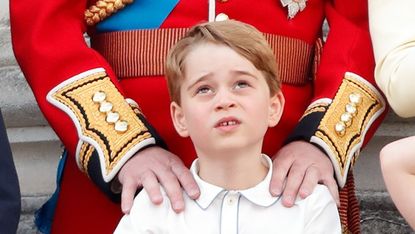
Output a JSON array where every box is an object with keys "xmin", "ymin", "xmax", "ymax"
[
  {"xmin": 235, "ymin": 81, "xmax": 249, "ymax": 89},
  {"xmin": 195, "ymin": 86, "xmax": 212, "ymax": 95}
]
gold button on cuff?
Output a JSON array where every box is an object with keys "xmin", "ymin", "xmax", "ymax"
[
  {"xmin": 215, "ymin": 13, "xmax": 229, "ymax": 21},
  {"xmin": 340, "ymin": 112, "xmax": 353, "ymax": 127},
  {"xmin": 349, "ymin": 93, "xmax": 362, "ymax": 106},
  {"xmin": 218, "ymin": 0, "xmax": 228, "ymax": 2},
  {"xmin": 99, "ymin": 101, "xmax": 113, "ymax": 113},
  {"xmin": 345, "ymin": 103, "xmax": 357, "ymax": 116},
  {"xmin": 115, "ymin": 120, "xmax": 128, "ymax": 132},
  {"xmin": 106, "ymin": 112, "xmax": 120, "ymax": 123},
  {"xmin": 335, "ymin": 122, "xmax": 346, "ymax": 136},
  {"xmin": 92, "ymin": 91, "xmax": 106, "ymax": 103}
]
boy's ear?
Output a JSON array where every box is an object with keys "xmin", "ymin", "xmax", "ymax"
[
  {"xmin": 268, "ymin": 90, "xmax": 285, "ymax": 127},
  {"xmin": 170, "ymin": 102, "xmax": 189, "ymax": 137}
]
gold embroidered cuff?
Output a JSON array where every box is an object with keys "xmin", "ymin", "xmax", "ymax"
[
  {"xmin": 47, "ymin": 68, "xmax": 155, "ymax": 182},
  {"xmin": 310, "ymin": 72, "xmax": 385, "ymax": 187}
]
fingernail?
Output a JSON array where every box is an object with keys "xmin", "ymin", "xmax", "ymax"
[
  {"xmin": 152, "ymin": 195, "xmax": 163, "ymax": 204},
  {"xmin": 189, "ymin": 188, "xmax": 200, "ymax": 198},
  {"xmin": 300, "ymin": 190, "xmax": 309, "ymax": 198},
  {"xmin": 173, "ymin": 201, "xmax": 184, "ymax": 212},
  {"xmin": 271, "ymin": 188, "xmax": 281, "ymax": 196},
  {"xmin": 282, "ymin": 196, "xmax": 294, "ymax": 207},
  {"xmin": 122, "ymin": 207, "xmax": 131, "ymax": 214}
]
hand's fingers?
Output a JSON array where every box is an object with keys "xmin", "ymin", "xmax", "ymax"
[
  {"xmin": 322, "ymin": 177, "xmax": 340, "ymax": 207},
  {"xmin": 281, "ymin": 164, "xmax": 306, "ymax": 207},
  {"xmin": 156, "ymin": 169, "xmax": 185, "ymax": 213},
  {"xmin": 171, "ymin": 162, "xmax": 200, "ymax": 199},
  {"xmin": 269, "ymin": 156, "xmax": 292, "ymax": 196},
  {"xmin": 121, "ymin": 179, "xmax": 140, "ymax": 214},
  {"xmin": 141, "ymin": 171, "xmax": 163, "ymax": 205},
  {"xmin": 298, "ymin": 166, "xmax": 319, "ymax": 199}
]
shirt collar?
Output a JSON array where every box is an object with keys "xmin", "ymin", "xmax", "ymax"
[
  {"xmin": 190, "ymin": 154, "xmax": 280, "ymax": 209},
  {"xmin": 190, "ymin": 160, "xmax": 225, "ymax": 209}
]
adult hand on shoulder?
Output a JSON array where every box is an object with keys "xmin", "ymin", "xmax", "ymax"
[
  {"xmin": 269, "ymin": 141, "xmax": 340, "ymax": 207},
  {"xmin": 117, "ymin": 146, "xmax": 200, "ymax": 214}
]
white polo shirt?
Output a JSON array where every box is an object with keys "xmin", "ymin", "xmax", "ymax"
[{"xmin": 115, "ymin": 155, "xmax": 341, "ymax": 234}]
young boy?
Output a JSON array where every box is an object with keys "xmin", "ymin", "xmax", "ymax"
[{"xmin": 115, "ymin": 20, "xmax": 341, "ymax": 234}]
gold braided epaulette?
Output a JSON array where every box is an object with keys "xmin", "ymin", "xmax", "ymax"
[{"xmin": 85, "ymin": 0, "xmax": 134, "ymax": 26}]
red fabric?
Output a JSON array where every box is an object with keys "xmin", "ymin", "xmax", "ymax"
[{"xmin": 10, "ymin": 0, "xmax": 385, "ymax": 233}]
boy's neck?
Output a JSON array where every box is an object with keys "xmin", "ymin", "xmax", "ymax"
[{"xmin": 196, "ymin": 146, "xmax": 268, "ymax": 190}]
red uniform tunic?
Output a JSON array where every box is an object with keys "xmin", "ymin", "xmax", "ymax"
[{"xmin": 10, "ymin": 0, "xmax": 386, "ymax": 233}]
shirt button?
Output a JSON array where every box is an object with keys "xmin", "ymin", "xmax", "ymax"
[
  {"xmin": 215, "ymin": 13, "xmax": 229, "ymax": 21},
  {"xmin": 217, "ymin": 0, "xmax": 229, "ymax": 2},
  {"xmin": 227, "ymin": 193, "xmax": 238, "ymax": 205}
]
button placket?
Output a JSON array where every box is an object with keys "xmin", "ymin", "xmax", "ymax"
[{"xmin": 221, "ymin": 191, "xmax": 239, "ymax": 234}]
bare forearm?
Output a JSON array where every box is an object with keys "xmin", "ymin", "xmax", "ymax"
[{"xmin": 380, "ymin": 136, "xmax": 415, "ymax": 229}]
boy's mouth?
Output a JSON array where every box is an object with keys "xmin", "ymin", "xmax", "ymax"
[{"xmin": 215, "ymin": 117, "xmax": 241, "ymax": 128}]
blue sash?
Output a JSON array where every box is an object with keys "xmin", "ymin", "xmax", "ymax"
[{"xmin": 96, "ymin": 0, "xmax": 180, "ymax": 32}]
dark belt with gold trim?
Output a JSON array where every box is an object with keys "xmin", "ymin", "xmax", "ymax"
[{"xmin": 92, "ymin": 28, "xmax": 315, "ymax": 85}]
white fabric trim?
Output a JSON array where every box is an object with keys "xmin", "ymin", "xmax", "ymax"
[{"xmin": 208, "ymin": 0, "xmax": 215, "ymax": 22}]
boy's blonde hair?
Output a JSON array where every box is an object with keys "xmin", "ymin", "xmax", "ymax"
[{"xmin": 165, "ymin": 20, "xmax": 280, "ymax": 104}]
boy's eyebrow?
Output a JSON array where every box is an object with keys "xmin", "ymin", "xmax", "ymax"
[
  {"xmin": 186, "ymin": 73, "xmax": 212, "ymax": 92},
  {"xmin": 231, "ymin": 70, "xmax": 259, "ymax": 80},
  {"xmin": 186, "ymin": 70, "xmax": 259, "ymax": 91}
]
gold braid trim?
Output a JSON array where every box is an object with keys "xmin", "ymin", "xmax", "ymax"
[
  {"xmin": 301, "ymin": 101, "xmax": 329, "ymax": 120},
  {"xmin": 79, "ymin": 142, "xmax": 95, "ymax": 174},
  {"xmin": 48, "ymin": 68, "xmax": 155, "ymax": 181},
  {"xmin": 85, "ymin": 0, "xmax": 134, "ymax": 26}
]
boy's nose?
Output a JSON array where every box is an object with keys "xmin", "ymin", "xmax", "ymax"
[{"xmin": 215, "ymin": 90, "xmax": 236, "ymax": 111}]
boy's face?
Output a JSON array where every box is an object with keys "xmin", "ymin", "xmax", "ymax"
[{"xmin": 170, "ymin": 43, "xmax": 284, "ymax": 154}]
